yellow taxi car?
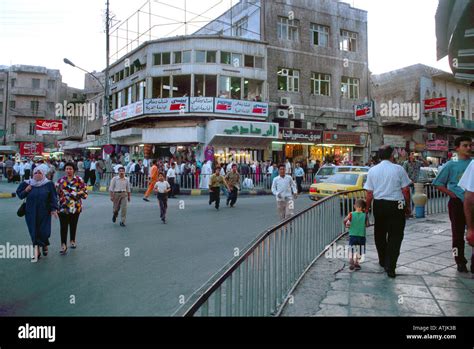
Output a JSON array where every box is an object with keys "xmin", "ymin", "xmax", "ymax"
[{"xmin": 309, "ymin": 171, "xmax": 367, "ymax": 201}]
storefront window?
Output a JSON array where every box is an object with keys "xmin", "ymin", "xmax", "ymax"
[
  {"xmin": 214, "ymin": 148, "xmax": 264, "ymax": 164},
  {"xmin": 219, "ymin": 76, "xmax": 241, "ymax": 99},
  {"xmin": 173, "ymin": 75, "xmax": 191, "ymax": 97}
]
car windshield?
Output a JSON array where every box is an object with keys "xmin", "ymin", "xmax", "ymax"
[
  {"xmin": 326, "ymin": 173, "xmax": 359, "ymax": 185},
  {"xmin": 317, "ymin": 167, "xmax": 336, "ymax": 176}
]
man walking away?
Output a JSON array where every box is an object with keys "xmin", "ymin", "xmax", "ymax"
[
  {"xmin": 83, "ymin": 158, "xmax": 91, "ymax": 185},
  {"xmin": 109, "ymin": 167, "xmax": 131, "ymax": 227},
  {"xmin": 272, "ymin": 164, "xmax": 297, "ymax": 220},
  {"xmin": 95, "ymin": 157, "xmax": 105, "ymax": 191},
  {"xmin": 225, "ymin": 164, "xmax": 240, "ymax": 207},
  {"xmin": 294, "ymin": 162, "xmax": 305, "ymax": 194},
  {"xmin": 433, "ymin": 136, "xmax": 472, "ymax": 272},
  {"xmin": 364, "ymin": 145, "xmax": 412, "ymax": 278},
  {"xmin": 459, "ymin": 160, "xmax": 474, "ymax": 272}
]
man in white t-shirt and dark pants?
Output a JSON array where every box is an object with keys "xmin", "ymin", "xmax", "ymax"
[
  {"xmin": 272, "ymin": 164, "xmax": 297, "ymax": 220},
  {"xmin": 166, "ymin": 162, "xmax": 177, "ymax": 198},
  {"xmin": 364, "ymin": 145, "xmax": 412, "ymax": 278},
  {"xmin": 459, "ymin": 161, "xmax": 474, "ymax": 271}
]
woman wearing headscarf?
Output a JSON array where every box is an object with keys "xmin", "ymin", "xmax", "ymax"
[
  {"xmin": 56, "ymin": 162, "xmax": 88, "ymax": 255},
  {"xmin": 16, "ymin": 167, "xmax": 59, "ymax": 262}
]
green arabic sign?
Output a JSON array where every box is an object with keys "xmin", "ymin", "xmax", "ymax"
[{"xmin": 223, "ymin": 124, "xmax": 277, "ymax": 137}]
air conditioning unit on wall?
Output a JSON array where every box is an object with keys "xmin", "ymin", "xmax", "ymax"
[
  {"xmin": 279, "ymin": 97, "xmax": 291, "ymax": 107},
  {"xmin": 277, "ymin": 109, "xmax": 289, "ymax": 119},
  {"xmin": 295, "ymin": 112, "xmax": 304, "ymax": 120}
]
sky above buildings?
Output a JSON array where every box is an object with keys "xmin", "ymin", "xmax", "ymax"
[{"xmin": 0, "ymin": 0, "xmax": 450, "ymax": 89}]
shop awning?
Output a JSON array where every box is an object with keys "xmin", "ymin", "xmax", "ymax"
[{"xmin": 0, "ymin": 145, "xmax": 18, "ymax": 153}]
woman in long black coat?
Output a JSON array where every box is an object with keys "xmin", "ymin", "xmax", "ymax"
[{"xmin": 16, "ymin": 167, "xmax": 59, "ymax": 262}]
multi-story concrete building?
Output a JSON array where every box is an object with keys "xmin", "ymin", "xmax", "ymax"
[
  {"xmin": 67, "ymin": 34, "xmax": 272, "ymax": 164},
  {"xmin": 372, "ymin": 64, "xmax": 474, "ymax": 165},
  {"xmin": 66, "ymin": 0, "xmax": 372, "ymax": 165},
  {"xmin": 198, "ymin": 0, "xmax": 373, "ymax": 165},
  {"xmin": 0, "ymin": 65, "xmax": 63, "ymax": 156},
  {"xmin": 0, "ymin": 65, "xmax": 98, "ymax": 158}
]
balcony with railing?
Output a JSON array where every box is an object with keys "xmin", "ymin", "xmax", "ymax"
[
  {"xmin": 425, "ymin": 114, "xmax": 474, "ymax": 131},
  {"xmin": 9, "ymin": 108, "xmax": 47, "ymax": 118},
  {"xmin": 10, "ymin": 87, "xmax": 47, "ymax": 97}
]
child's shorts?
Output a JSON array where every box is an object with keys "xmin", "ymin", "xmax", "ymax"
[{"xmin": 349, "ymin": 236, "xmax": 366, "ymax": 254}]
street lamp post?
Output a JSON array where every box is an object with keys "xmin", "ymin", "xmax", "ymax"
[
  {"xmin": 63, "ymin": 58, "xmax": 108, "ymax": 140},
  {"xmin": 63, "ymin": 1, "xmax": 111, "ymax": 147}
]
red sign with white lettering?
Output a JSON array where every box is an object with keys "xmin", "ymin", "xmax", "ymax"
[
  {"xmin": 20, "ymin": 142, "xmax": 44, "ymax": 156},
  {"xmin": 424, "ymin": 98, "xmax": 447, "ymax": 112},
  {"xmin": 35, "ymin": 120, "xmax": 63, "ymax": 135}
]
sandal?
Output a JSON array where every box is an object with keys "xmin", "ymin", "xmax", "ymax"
[
  {"xmin": 70, "ymin": 241, "xmax": 77, "ymax": 249},
  {"xmin": 60, "ymin": 244, "xmax": 68, "ymax": 255},
  {"xmin": 31, "ymin": 247, "xmax": 41, "ymax": 263}
]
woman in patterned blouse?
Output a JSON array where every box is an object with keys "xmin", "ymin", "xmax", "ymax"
[{"xmin": 56, "ymin": 162, "xmax": 88, "ymax": 255}]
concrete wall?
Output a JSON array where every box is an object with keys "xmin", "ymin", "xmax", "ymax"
[{"xmin": 264, "ymin": 0, "xmax": 369, "ymax": 131}]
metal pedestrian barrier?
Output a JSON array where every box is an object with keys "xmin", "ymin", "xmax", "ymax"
[
  {"xmin": 173, "ymin": 189, "xmax": 368, "ymax": 317},
  {"xmin": 424, "ymin": 184, "xmax": 449, "ymax": 215}
]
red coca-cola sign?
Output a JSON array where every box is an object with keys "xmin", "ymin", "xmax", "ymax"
[
  {"xmin": 20, "ymin": 142, "xmax": 44, "ymax": 156},
  {"xmin": 35, "ymin": 120, "xmax": 63, "ymax": 134},
  {"xmin": 424, "ymin": 98, "xmax": 447, "ymax": 112}
]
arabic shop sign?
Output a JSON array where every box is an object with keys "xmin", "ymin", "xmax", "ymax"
[
  {"xmin": 281, "ymin": 128, "xmax": 322, "ymax": 143},
  {"xmin": 106, "ymin": 101, "xmax": 144, "ymax": 125},
  {"xmin": 190, "ymin": 97, "xmax": 214, "ymax": 113},
  {"xmin": 323, "ymin": 131, "xmax": 364, "ymax": 145},
  {"xmin": 210, "ymin": 120, "xmax": 279, "ymax": 139},
  {"xmin": 144, "ymin": 98, "xmax": 189, "ymax": 114},
  {"xmin": 215, "ymin": 98, "xmax": 268, "ymax": 117},
  {"xmin": 223, "ymin": 124, "xmax": 277, "ymax": 137}
]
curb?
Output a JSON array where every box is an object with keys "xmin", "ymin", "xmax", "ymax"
[{"xmin": 0, "ymin": 192, "xmax": 16, "ymax": 199}]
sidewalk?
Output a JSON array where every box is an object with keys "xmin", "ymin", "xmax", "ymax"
[{"xmin": 281, "ymin": 213, "xmax": 474, "ymax": 317}]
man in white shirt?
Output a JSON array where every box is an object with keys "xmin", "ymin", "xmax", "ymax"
[
  {"xmin": 166, "ymin": 162, "xmax": 177, "ymax": 198},
  {"xmin": 285, "ymin": 159, "xmax": 292, "ymax": 175},
  {"xmin": 90, "ymin": 159, "xmax": 97, "ymax": 187},
  {"xmin": 272, "ymin": 164, "xmax": 298, "ymax": 220},
  {"xmin": 364, "ymin": 145, "xmax": 412, "ymax": 278},
  {"xmin": 459, "ymin": 161, "xmax": 474, "ymax": 258}
]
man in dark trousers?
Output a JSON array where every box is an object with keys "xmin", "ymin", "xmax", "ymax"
[
  {"xmin": 433, "ymin": 136, "xmax": 472, "ymax": 272},
  {"xmin": 364, "ymin": 145, "xmax": 412, "ymax": 278}
]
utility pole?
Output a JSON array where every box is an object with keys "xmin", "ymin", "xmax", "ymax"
[{"xmin": 105, "ymin": 0, "xmax": 111, "ymax": 146}]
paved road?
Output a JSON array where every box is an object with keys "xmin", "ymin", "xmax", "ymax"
[{"xmin": 0, "ymin": 182, "xmax": 313, "ymax": 316}]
